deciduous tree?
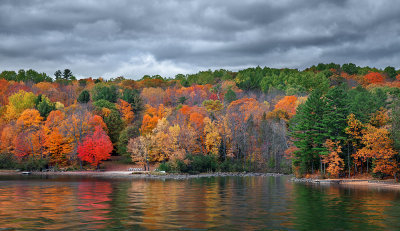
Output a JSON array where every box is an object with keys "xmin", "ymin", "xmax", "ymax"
[{"xmin": 77, "ymin": 126, "xmax": 113, "ymax": 168}]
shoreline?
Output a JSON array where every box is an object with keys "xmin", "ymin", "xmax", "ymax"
[
  {"xmin": 0, "ymin": 170, "xmax": 286, "ymax": 180},
  {"xmin": 291, "ymin": 177, "xmax": 400, "ymax": 190},
  {"xmin": 2, "ymin": 170, "xmax": 400, "ymax": 189}
]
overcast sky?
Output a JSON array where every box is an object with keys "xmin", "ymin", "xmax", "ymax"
[{"xmin": 0, "ymin": 0, "xmax": 399, "ymax": 79}]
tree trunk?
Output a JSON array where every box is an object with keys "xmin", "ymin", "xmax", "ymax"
[
  {"xmin": 320, "ymin": 157, "xmax": 323, "ymax": 176},
  {"xmin": 347, "ymin": 145, "xmax": 350, "ymax": 178},
  {"xmin": 312, "ymin": 160, "xmax": 314, "ymax": 174}
]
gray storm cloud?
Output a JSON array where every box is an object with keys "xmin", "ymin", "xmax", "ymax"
[{"xmin": 0, "ymin": 0, "xmax": 399, "ymax": 79}]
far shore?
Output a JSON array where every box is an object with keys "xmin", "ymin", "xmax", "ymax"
[{"xmin": 0, "ymin": 169, "xmax": 285, "ymax": 180}]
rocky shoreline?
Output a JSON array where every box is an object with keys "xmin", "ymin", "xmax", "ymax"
[
  {"xmin": 0, "ymin": 170, "xmax": 286, "ymax": 180},
  {"xmin": 290, "ymin": 177, "xmax": 400, "ymax": 189}
]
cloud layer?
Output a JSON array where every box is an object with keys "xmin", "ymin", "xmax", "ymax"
[{"xmin": 0, "ymin": 0, "xmax": 399, "ymax": 79}]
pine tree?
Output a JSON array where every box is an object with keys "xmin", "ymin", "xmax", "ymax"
[
  {"xmin": 290, "ymin": 88, "xmax": 326, "ymax": 174},
  {"xmin": 322, "ymin": 84, "xmax": 349, "ymax": 142},
  {"xmin": 77, "ymin": 90, "xmax": 90, "ymax": 104},
  {"xmin": 224, "ymin": 88, "xmax": 237, "ymax": 105}
]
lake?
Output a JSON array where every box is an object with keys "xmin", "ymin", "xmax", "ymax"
[{"xmin": 1, "ymin": 175, "xmax": 400, "ymax": 230}]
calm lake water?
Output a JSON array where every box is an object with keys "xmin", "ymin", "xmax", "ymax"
[{"xmin": 1, "ymin": 175, "xmax": 400, "ymax": 230}]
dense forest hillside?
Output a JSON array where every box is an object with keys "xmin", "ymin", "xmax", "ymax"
[{"xmin": 1, "ymin": 64, "xmax": 400, "ymax": 178}]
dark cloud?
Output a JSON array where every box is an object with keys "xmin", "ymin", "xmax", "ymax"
[{"xmin": 0, "ymin": 0, "xmax": 399, "ymax": 79}]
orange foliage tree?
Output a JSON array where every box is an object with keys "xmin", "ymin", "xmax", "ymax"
[
  {"xmin": 13, "ymin": 109, "xmax": 44, "ymax": 159},
  {"xmin": 117, "ymin": 99, "xmax": 134, "ymax": 125},
  {"xmin": 140, "ymin": 104, "xmax": 167, "ymax": 134},
  {"xmin": 274, "ymin": 95, "xmax": 298, "ymax": 116},
  {"xmin": 323, "ymin": 140, "xmax": 344, "ymax": 178},
  {"xmin": 356, "ymin": 125, "xmax": 397, "ymax": 176},
  {"xmin": 364, "ymin": 72, "xmax": 385, "ymax": 85},
  {"xmin": 44, "ymin": 127, "xmax": 72, "ymax": 167}
]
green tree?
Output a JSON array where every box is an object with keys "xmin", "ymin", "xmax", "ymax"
[
  {"xmin": 121, "ymin": 89, "xmax": 143, "ymax": 113},
  {"xmin": 63, "ymin": 69, "xmax": 73, "ymax": 80},
  {"xmin": 77, "ymin": 90, "xmax": 90, "ymax": 104},
  {"xmin": 224, "ymin": 88, "xmax": 237, "ymax": 105},
  {"xmin": 103, "ymin": 109, "xmax": 124, "ymax": 145},
  {"xmin": 35, "ymin": 95, "xmax": 55, "ymax": 118},
  {"xmin": 342, "ymin": 63, "xmax": 358, "ymax": 75},
  {"xmin": 93, "ymin": 100, "xmax": 124, "ymax": 145},
  {"xmin": 118, "ymin": 123, "xmax": 140, "ymax": 161},
  {"xmin": 93, "ymin": 84, "xmax": 118, "ymax": 103},
  {"xmin": 322, "ymin": 84, "xmax": 349, "ymax": 142},
  {"xmin": 0, "ymin": 71, "xmax": 17, "ymax": 81},
  {"xmin": 178, "ymin": 96, "xmax": 187, "ymax": 104},
  {"xmin": 348, "ymin": 86, "xmax": 376, "ymax": 123},
  {"xmin": 290, "ymin": 89, "xmax": 327, "ymax": 174},
  {"xmin": 16, "ymin": 69, "xmax": 27, "ymax": 82},
  {"xmin": 391, "ymin": 97, "xmax": 400, "ymax": 151},
  {"xmin": 54, "ymin": 70, "xmax": 62, "ymax": 80},
  {"xmin": 93, "ymin": 99, "xmax": 117, "ymax": 111},
  {"xmin": 235, "ymin": 66, "xmax": 265, "ymax": 90},
  {"xmin": 384, "ymin": 66, "xmax": 397, "ymax": 79}
]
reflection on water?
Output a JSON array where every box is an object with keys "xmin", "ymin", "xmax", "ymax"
[{"xmin": 1, "ymin": 176, "xmax": 400, "ymax": 230}]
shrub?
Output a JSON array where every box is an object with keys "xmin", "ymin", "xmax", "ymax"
[
  {"xmin": 0, "ymin": 152, "xmax": 18, "ymax": 169},
  {"xmin": 18, "ymin": 157, "xmax": 49, "ymax": 171},
  {"xmin": 157, "ymin": 162, "xmax": 171, "ymax": 172},
  {"xmin": 186, "ymin": 154, "xmax": 218, "ymax": 173}
]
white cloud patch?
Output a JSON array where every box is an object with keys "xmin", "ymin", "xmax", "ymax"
[{"xmin": 102, "ymin": 54, "xmax": 193, "ymax": 79}]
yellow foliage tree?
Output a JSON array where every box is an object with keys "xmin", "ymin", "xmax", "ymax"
[
  {"xmin": 5, "ymin": 90, "xmax": 37, "ymax": 121},
  {"xmin": 203, "ymin": 117, "xmax": 221, "ymax": 155}
]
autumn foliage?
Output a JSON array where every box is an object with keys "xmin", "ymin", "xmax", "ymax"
[
  {"xmin": 0, "ymin": 64, "xmax": 400, "ymax": 178},
  {"xmin": 323, "ymin": 140, "xmax": 344, "ymax": 178},
  {"xmin": 77, "ymin": 126, "xmax": 113, "ymax": 167},
  {"xmin": 364, "ymin": 72, "xmax": 385, "ymax": 85}
]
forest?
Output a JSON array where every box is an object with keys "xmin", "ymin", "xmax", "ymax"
[{"xmin": 1, "ymin": 64, "xmax": 400, "ymax": 178}]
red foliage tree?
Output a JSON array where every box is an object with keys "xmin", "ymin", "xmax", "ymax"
[{"xmin": 77, "ymin": 126, "xmax": 113, "ymax": 167}]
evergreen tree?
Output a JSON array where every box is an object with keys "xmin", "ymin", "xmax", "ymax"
[
  {"xmin": 348, "ymin": 86, "xmax": 387, "ymax": 123},
  {"xmin": 322, "ymin": 84, "xmax": 349, "ymax": 142},
  {"xmin": 54, "ymin": 70, "xmax": 62, "ymax": 80},
  {"xmin": 77, "ymin": 90, "xmax": 90, "ymax": 104},
  {"xmin": 290, "ymin": 88, "xmax": 326, "ymax": 174},
  {"xmin": 391, "ymin": 97, "xmax": 400, "ymax": 151},
  {"xmin": 384, "ymin": 66, "xmax": 397, "ymax": 79},
  {"xmin": 121, "ymin": 89, "xmax": 143, "ymax": 113},
  {"xmin": 224, "ymin": 88, "xmax": 237, "ymax": 105},
  {"xmin": 63, "ymin": 69, "xmax": 73, "ymax": 80},
  {"xmin": 348, "ymin": 86, "xmax": 375, "ymax": 123},
  {"xmin": 93, "ymin": 84, "xmax": 118, "ymax": 103},
  {"xmin": 342, "ymin": 63, "xmax": 358, "ymax": 75},
  {"xmin": 35, "ymin": 95, "xmax": 56, "ymax": 118}
]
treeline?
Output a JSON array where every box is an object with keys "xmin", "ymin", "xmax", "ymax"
[
  {"xmin": 1, "ymin": 63, "xmax": 400, "ymax": 176},
  {"xmin": 290, "ymin": 85, "xmax": 400, "ymax": 178}
]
